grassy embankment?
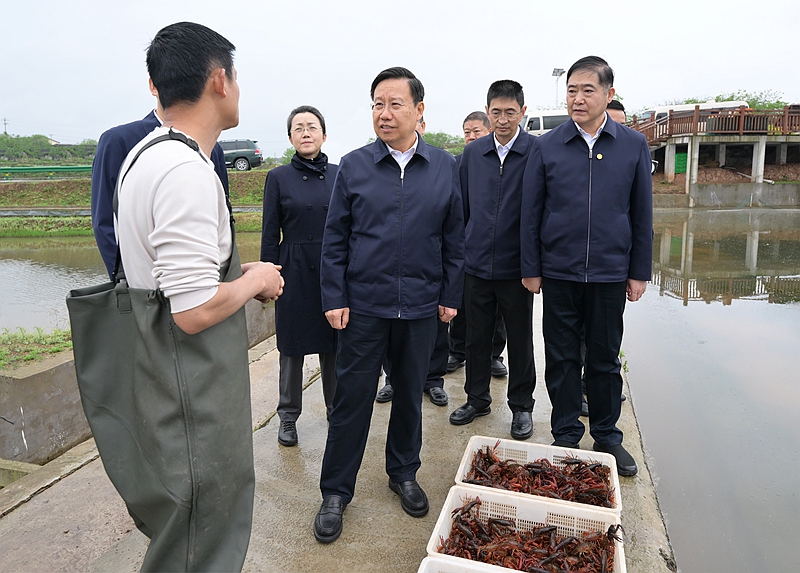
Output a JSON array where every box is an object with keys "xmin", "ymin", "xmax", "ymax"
[
  {"xmin": 0, "ymin": 169, "xmax": 270, "ymax": 237},
  {"xmin": 0, "ymin": 327, "xmax": 73, "ymax": 370},
  {"xmin": 0, "ymin": 170, "xmax": 270, "ymax": 365}
]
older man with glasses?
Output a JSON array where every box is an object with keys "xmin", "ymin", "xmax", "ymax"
[
  {"xmin": 314, "ymin": 66, "xmax": 464, "ymax": 543},
  {"xmin": 449, "ymin": 80, "xmax": 537, "ymax": 441}
]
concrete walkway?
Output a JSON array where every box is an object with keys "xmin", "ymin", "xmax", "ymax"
[{"xmin": 0, "ymin": 306, "xmax": 677, "ymax": 572}]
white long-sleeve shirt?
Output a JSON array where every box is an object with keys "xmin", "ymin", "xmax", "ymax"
[{"xmin": 115, "ymin": 127, "xmax": 232, "ymax": 313}]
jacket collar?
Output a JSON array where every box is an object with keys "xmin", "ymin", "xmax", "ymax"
[
  {"xmin": 372, "ymin": 131, "xmax": 432, "ymax": 165},
  {"xmin": 562, "ymin": 111, "xmax": 618, "ymax": 143},
  {"xmin": 481, "ymin": 127, "xmax": 532, "ymax": 156},
  {"xmin": 290, "ymin": 151, "xmax": 329, "ymax": 174}
]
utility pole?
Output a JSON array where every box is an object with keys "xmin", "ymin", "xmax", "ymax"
[
  {"xmin": 2, "ymin": 118, "xmax": 8, "ymax": 135},
  {"xmin": 552, "ymin": 69, "xmax": 565, "ymax": 108}
]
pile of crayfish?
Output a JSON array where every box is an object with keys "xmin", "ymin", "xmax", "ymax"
[
  {"xmin": 438, "ymin": 497, "xmax": 622, "ymax": 572},
  {"xmin": 463, "ymin": 442, "xmax": 615, "ymax": 509}
]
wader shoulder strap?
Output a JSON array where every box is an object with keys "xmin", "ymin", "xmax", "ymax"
[{"xmin": 111, "ymin": 129, "xmax": 204, "ymax": 282}]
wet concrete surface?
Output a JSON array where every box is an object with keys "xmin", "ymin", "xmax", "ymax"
[{"xmin": 0, "ymin": 304, "xmax": 675, "ymax": 572}]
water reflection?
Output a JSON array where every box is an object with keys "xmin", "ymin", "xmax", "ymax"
[
  {"xmin": 627, "ymin": 208, "xmax": 800, "ymax": 572},
  {"xmin": 652, "ymin": 209, "xmax": 800, "ymax": 304},
  {"xmin": 0, "ymin": 233, "xmax": 264, "ymax": 331}
]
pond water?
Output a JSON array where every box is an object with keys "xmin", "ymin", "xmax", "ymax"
[
  {"xmin": 624, "ymin": 208, "xmax": 800, "ymax": 572},
  {"xmin": 1, "ymin": 211, "xmax": 799, "ymax": 571},
  {"xmin": 0, "ymin": 234, "xmax": 263, "ymax": 331}
]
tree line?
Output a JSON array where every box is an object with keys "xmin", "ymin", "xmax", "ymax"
[{"xmin": 0, "ymin": 134, "xmax": 97, "ymax": 166}]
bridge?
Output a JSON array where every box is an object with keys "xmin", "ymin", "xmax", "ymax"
[
  {"xmin": 631, "ymin": 105, "xmax": 800, "ymax": 146},
  {"xmin": 630, "ymin": 106, "xmax": 800, "ymax": 198}
]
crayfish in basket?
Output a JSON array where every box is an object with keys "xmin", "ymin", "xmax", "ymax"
[
  {"xmin": 438, "ymin": 496, "xmax": 623, "ymax": 572},
  {"xmin": 463, "ymin": 441, "xmax": 616, "ymax": 509}
]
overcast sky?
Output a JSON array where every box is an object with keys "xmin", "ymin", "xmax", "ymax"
[{"xmin": 4, "ymin": 0, "xmax": 798, "ymax": 162}]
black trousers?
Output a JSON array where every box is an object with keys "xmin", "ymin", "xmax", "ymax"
[
  {"xmin": 383, "ymin": 318, "xmax": 447, "ymax": 391},
  {"xmin": 464, "ymin": 274, "xmax": 535, "ymax": 412},
  {"xmin": 319, "ymin": 313, "xmax": 437, "ymax": 504},
  {"xmin": 277, "ymin": 352, "xmax": 337, "ymax": 422},
  {"xmin": 449, "ymin": 296, "xmax": 506, "ymax": 362},
  {"xmin": 542, "ymin": 278, "xmax": 627, "ymax": 446}
]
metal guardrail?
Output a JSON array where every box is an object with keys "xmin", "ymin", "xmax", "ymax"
[{"xmin": 2, "ymin": 166, "xmax": 92, "ymax": 180}]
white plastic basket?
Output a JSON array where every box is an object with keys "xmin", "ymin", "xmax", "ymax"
[
  {"xmin": 455, "ymin": 436, "xmax": 622, "ymax": 516},
  {"xmin": 417, "ymin": 555, "xmax": 506, "ymax": 573},
  {"xmin": 428, "ymin": 485, "xmax": 626, "ymax": 573}
]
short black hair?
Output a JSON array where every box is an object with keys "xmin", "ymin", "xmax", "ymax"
[
  {"xmin": 287, "ymin": 105, "xmax": 327, "ymax": 136},
  {"xmin": 146, "ymin": 22, "xmax": 236, "ymax": 109},
  {"xmin": 463, "ymin": 111, "xmax": 491, "ymax": 130},
  {"xmin": 567, "ymin": 56, "xmax": 614, "ymax": 92},
  {"xmin": 486, "ymin": 80, "xmax": 524, "ymax": 109},
  {"xmin": 370, "ymin": 67, "xmax": 424, "ymax": 105},
  {"xmin": 607, "ymin": 99, "xmax": 625, "ymax": 112}
]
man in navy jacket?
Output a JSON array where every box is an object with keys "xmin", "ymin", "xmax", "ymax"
[
  {"xmin": 521, "ymin": 56, "xmax": 653, "ymax": 476},
  {"xmin": 449, "ymin": 81, "xmax": 537, "ymax": 441},
  {"xmin": 91, "ymin": 96, "xmax": 229, "ymax": 278},
  {"xmin": 315, "ymin": 67, "xmax": 464, "ymax": 544}
]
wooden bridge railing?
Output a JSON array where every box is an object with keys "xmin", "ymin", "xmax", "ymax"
[{"xmin": 631, "ymin": 106, "xmax": 800, "ymax": 146}]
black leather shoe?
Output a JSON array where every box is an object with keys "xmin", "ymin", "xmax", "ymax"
[
  {"xmin": 593, "ymin": 441, "xmax": 638, "ymax": 476},
  {"xmin": 375, "ymin": 384, "xmax": 393, "ymax": 403},
  {"xmin": 449, "ymin": 403, "xmax": 491, "ymax": 425},
  {"xmin": 621, "ymin": 392, "xmax": 627, "ymax": 402},
  {"xmin": 510, "ymin": 411, "xmax": 533, "ymax": 440},
  {"xmin": 426, "ymin": 386, "xmax": 448, "ymax": 406},
  {"xmin": 491, "ymin": 358, "xmax": 508, "ymax": 377},
  {"xmin": 447, "ymin": 355, "xmax": 465, "ymax": 373},
  {"xmin": 388, "ymin": 479, "xmax": 429, "ymax": 517},
  {"xmin": 580, "ymin": 396, "xmax": 589, "ymax": 417},
  {"xmin": 552, "ymin": 439, "xmax": 580, "ymax": 449},
  {"xmin": 314, "ymin": 495, "xmax": 346, "ymax": 543},
  {"xmin": 278, "ymin": 420, "xmax": 297, "ymax": 447}
]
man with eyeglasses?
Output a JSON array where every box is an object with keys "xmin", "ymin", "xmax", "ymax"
[
  {"xmin": 315, "ymin": 67, "xmax": 464, "ymax": 543},
  {"xmin": 375, "ymin": 114, "xmax": 451, "ymax": 409},
  {"xmin": 449, "ymin": 81, "xmax": 537, "ymax": 441},
  {"xmin": 447, "ymin": 111, "xmax": 509, "ymax": 378}
]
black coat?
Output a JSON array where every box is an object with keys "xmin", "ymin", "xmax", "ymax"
[{"xmin": 261, "ymin": 154, "xmax": 338, "ymax": 356}]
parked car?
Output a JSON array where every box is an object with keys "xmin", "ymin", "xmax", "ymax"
[
  {"xmin": 219, "ymin": 139, "xmax": 263, "ymax": 171},
  {"xmin": 523, "ymin": 110, "xmax": 571, "ymax": 136}
]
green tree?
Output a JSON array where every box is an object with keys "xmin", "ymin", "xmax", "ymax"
[
  {"xmin": 422, "ymin": 131, "xmax": 463, "ymax": 156},
  {"xmin": 665, "ymin": 90, "xmax": 788, "ymax": 110},
  {"xmin": 279, "ymin": 147, "xmax": 295, "ymax": 165}
]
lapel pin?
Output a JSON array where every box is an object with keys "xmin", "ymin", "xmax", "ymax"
[{"xmin": 597, "ymin": 153, "xmax": 603, "ymax": 160}]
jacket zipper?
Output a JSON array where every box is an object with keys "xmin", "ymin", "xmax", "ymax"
[
  {"xmin": 585, "ymin": 147, "xmax": 592, "ymax": 282},
  {"xmin": 398, "ymin": 166, "xmax": 405, "ymax": 317},
  {"xmin": 491, "ymin": 162, "xmax": 504, "ymax": 278}
]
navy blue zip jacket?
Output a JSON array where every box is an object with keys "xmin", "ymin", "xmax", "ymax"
[
  {"xmin": 520, "ymin": 115, "xmax": 653, "ymax": 282},
  {"xmin": 460, "ymin": 128, "xmax": 535, "ymax": 280},
  {"xmin": 321, "ymin": 136, "xmax": 465, "ymax": 319}
]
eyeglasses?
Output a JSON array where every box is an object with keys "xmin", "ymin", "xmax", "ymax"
[
  {"xmin": 372, "ymin": 101, "xmax": 408, "ymax": 113},
  {"xmin": 292, "ymin": 125, "xmax": 321, "ymax": 135},
  {"xmin": 489, "ymin": 109, "xmax": 522, "ymax": 119}
]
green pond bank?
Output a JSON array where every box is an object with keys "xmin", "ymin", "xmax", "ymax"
[{"xmin": 0, "ymin": 169, "xmax": 270, "ymax": 237}]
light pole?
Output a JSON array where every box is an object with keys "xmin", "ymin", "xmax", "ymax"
[{"xmin": 552, "ymin": 68, "xmax": 565, "ymax": 108}]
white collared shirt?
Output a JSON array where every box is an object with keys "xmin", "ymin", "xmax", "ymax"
[
  {"xmin": 574, "ymin": 112, "xmax": 608, "ymax": 152},
  {"xmin": 494, "ymin": 126, "xmax": 521, "ymax": 165},
  {"xmin": 153, "ymin": 108, "xmax": 164, "ymax": 125},
  {"xmin": 385, "ymin": 133, "xmax": 419, "ymax": 171}
]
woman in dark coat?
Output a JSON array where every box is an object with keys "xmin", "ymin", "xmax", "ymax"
[{"xmin": 261, "ymin": 105, "xmax": 338, "ymax": 447}]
